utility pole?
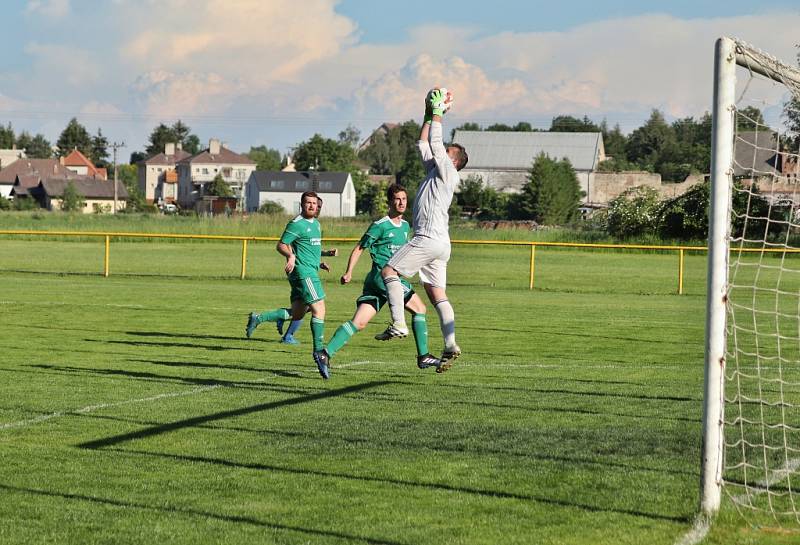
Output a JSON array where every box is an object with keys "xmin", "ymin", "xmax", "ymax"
[{"xmin": 110, "ymin": 141, "xmax": 125, "ymax": 214}]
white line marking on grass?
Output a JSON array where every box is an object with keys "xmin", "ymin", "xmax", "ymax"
[
  {"xmin": 0, "ymin": 385, "xmax": 221, "ymax": 431},
  {"xmin": 673, "ymin": 515, "xmax": 710, "ymax": 545}
]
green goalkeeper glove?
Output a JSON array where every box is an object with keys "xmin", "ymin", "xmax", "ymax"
[{"xmin": 429, "ymin": 88, "xmax": 447, "ymax": 117}]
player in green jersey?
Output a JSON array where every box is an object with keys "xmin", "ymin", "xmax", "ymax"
[
  {"xmin": 320, "ymin": 184, "xmax": 440, "ymax": 373},
  {"xmin": 245, "ymin": 191, "xmax": 332, "ymax": 379}
]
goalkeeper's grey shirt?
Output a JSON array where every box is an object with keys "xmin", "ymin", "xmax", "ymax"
[{"xmin": 413, "ymin": 121, "xmax": 460, "ymax": 242}]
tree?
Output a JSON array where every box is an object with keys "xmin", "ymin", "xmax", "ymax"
[
  {"xmin": 207, "ymin": 173, "xmax": 233, "ymax": 197},
  {"xmin": 129, "ymin": 151, "xmax": 147, "ymax": 164},
  {"xmin": 258, "ymin": 200, "xmax": 285, "ymax": 214},
  {"xmin": 293, "ymin": 134, "xmax": 356, "ymax": 171},
  {"xmin": 515, "ymin": 154, "xmax": 583, "ymax": 224},
  {"xmin": 338, "ymin": 125, "xmax": 361, "ymax": 149},
  {"xmin": 144, "ymin": 120, "xmax": 200, "ymax": 157},
  {"xmin": 116, "ymin": 163, "xmax": 155, "ymax": 214},
  {"xmin": 359, "ymin": 120, "xmax": 420, "ymax": 176},
  {"xmin": 784, "ymin": 45, "xmax": 800, "ymax": 149},
  {"xmin": 626, "ymin": 109, "xmax": 675, "ymax": 172},
  {"xmin": 91, "ymin": 128, "xmax": 109, "ymax": 167},
  {"xmin": 737, "ymin": 106, "xmax": 766, "ymax": 131},
  {"xmin": 248, "ymin": 145, "xmax": 282, "ymax": 171},
  {"xmin": 15, "ymin": 132, "xmax": 52, "ymax": 158},
  {"xmin": 602, "ymin": 122, "xmax": 627, "ymax": 160},
  {"xmin": 0, "ymin": 123, "xmax": 15, "ymax": 148},
  {"xmin": 56, "ymin": 118, "xmax": 93, "ymax": 158},
  {"xmin": 605, "ymin": 186, "xmax": 662, "ymax": 238},
  {"xmin": 550, "ymin": 115, "xmax": 600, "ymax": 133},
  {"xmin": 485, "ymin": 123, "xmax": 513, "ymax": 132},
  {"xmin": 60, "ymin": 181, "xmax": 85, "ymax": 212}
]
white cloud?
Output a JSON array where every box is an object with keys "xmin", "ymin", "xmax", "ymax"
[
  {"xmin": 130, "ymin": 71, "xmax": 244, "ymax": 118},
  {"xmin": 26, "ymin": 0, "xmax": 70, "ymax": 18}
]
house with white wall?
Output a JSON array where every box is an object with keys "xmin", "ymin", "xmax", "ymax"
[
  {"xmin": 176, "ymin": 139, "xmax": 255, "ymax": 210},
  {"xmin": 137, "ymin": 142, "xmax": 190, "ymax": 204},
  {"xmin": 246, "ymin": 171, "xmax": 356, "ymax": 217}
]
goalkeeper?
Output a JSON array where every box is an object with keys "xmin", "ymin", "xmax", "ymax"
[
  {"xmin": 245, "ymin": 191, "xmax": 333, "ymax": 379},
  {"xmin": 321, "ymin": 184, "xmax": 440, "ymax": 372},
  {"xmin": 377, "ymin": 88, "xmax": 468, "ymax": 372}
]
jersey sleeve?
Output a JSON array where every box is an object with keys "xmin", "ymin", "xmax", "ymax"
[
  {"xmin": 280, "ymin": 222, "xmax": 299, "ymax": 245},
  {"xmin": 430, "ymin": 121, "xmax": 460, "ymax": 189}
]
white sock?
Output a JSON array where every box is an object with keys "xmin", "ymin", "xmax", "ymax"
[
  {"xmin": 434, "ymin": 299, "xmax": 456, "ymax": 349},
  {"xmin": 384, "ymin": 276, "xmax": 407, "ymax": 327}
]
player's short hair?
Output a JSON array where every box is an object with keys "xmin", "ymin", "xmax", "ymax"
[
  {"xmin": 386, "ymin": 183, "xmax": 407, "ymax": 202},
  {"xmin": 300, "ymin": 191, "xmax": 319, "ymax": 206},
  {"xmin": 448, "ymin": 144, "xmax": 468, "ymax": 171}
]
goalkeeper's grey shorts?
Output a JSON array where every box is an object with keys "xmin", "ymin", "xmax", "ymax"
[{"xmin": 388, "ymin": 235, "xmax": 450, "ymax": 289}]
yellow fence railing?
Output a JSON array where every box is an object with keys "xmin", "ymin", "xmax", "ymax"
[{"xmin": 1, "ymin": 229, "xmax": 797, "ymax": 294}]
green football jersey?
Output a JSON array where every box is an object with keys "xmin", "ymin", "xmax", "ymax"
[
  {"xmin": 359, "ymin": 216, "xmax": 410, "ymax": 269},
  {"xmin": 280, "ymin": 215, "xmax": 322, "ymax": 277}
]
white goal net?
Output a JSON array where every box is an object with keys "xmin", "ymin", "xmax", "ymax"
[{"xmin": 704, "ymin": 37, "xmax": 800, "ymax": 525}]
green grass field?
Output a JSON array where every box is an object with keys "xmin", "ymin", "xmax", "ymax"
[{"xmin": 1, "ymin": 232, "xmax": 799, "ymax": 544}]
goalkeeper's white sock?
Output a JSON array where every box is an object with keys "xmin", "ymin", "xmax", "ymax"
[
  {"xmin": 384, "ymin": 275, "xmax": 407, "ymax": 327},
  {"xmin": 434, "ymin": 299, "xmax": 457, "ymax": 350}
]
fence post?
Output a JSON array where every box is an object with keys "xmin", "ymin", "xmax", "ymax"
[
  {"xmin": 241, "ymin": 239, "xmax": 248, "ymax": 280},
  {"xmin": 103, "ymin": 235, "xmax": 110, "ymax": 277},
  {"xmin": 678, "ymin": 248, "xmax": 685, "ymax": 295},
  {"xmin": 529, "ymin": 245, "xmax": 536, "ymax": 290}
]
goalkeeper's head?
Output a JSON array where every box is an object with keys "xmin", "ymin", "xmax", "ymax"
[{"xmin": 447, "ymin": 144, "xmax": 468, "ymax": 171}]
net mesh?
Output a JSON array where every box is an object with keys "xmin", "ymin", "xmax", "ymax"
[{"xmin": 724, "ymin": 39, "xmax": 800, "ymax": 524}]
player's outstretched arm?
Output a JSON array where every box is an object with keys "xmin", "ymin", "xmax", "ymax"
[{"xmin": 340, "ymin": 243, "xmax": 365, "ymax": 284}]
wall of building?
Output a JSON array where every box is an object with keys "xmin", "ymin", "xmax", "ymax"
[{"xmin": 588, "ymin": 172, "xmax": 662, "ymax": 205}]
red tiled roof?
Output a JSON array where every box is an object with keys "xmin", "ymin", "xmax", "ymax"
[{"xmin": 62, "ymin": 149, "xmax": 106, "ymax": 179}]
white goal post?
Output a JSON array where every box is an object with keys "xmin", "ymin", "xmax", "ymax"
[{"xmin": 703, "ymin": 36, "xmax": 800, "ymax": 520}]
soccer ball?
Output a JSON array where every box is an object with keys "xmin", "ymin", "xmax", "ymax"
[{"xmin": 428, "ymin": 87, "xmax": 454, "ymax": 114}]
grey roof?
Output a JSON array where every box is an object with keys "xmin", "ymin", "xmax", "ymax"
[
  {"xmin": 0, "ymin": 159, "xmax": 73, "ymax": 184},
  {"xmin": 40, "ymin": 178, "xmax": 129, "ymax": 200},
  {"xmin": 249, "ymin": 171, "xmax": 350, "ymax": 194},
  {"xmin": 141, "ymin": 149, "xmax": 191, "ymax": 166},
  {"xmin": 452, "ymin": 131, "xmax": 603, "ymax": 171},
  {"xmin": 733, "ymin": 130, "xmax": 781, "ymax": 177},
  {"xmin": 178, "ymin": 145, "xmax": 255, "ymax": 166}
]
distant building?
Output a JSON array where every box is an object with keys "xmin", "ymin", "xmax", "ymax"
[
  {"xmin": 137, "ymin": 142, "xmax": 190, "ymax": 204},
  {"xmin": 245, "ymin": 171, "xmax": 356, "ymax": 217},
  {"xmin": 451, "ymin": 131, "xmax": 606, "ymax": 202},
  {"xmin": 29, "ymin": 178, "xmax": 128, "ymax": 213},
  {"xmin": 61, "ymin": 148, "xmax": 107, "ymax": 180},
  {"xmin": 0, "ymin": 158, "xmax": 75, "ymax": 199},
  {"xmin": 357, "ymin": 123, "xmax": 399, "ymax": 153},
  {"xmin": 0, "ymin": 148, "xmax": 26, "ymax": 170},
  {"xmin": 176, "ymin": 139, "xmax": 256, "ymax": 210}
]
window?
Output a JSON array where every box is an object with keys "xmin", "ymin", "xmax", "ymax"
[
  {"xmin": 222, "ymin": 167, "xmax": 232, "ymax": 177},
  {"xmin": 319, "ymin": 181, "xmax": 334, "ymax": 191},
  {"xmin": 270, "ymin": 180, "xmax": 285, "ymax": 189},
  {"xmin": 296, "ymin": 180, "xmax": 309, "ymax": 190},
  {"xmin": 202, "ymin": 168, "xmax": 209, "ymax": 175}
]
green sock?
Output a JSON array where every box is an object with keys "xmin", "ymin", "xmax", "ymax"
[
  {"xmin": 412, "ymin": 313, "xmax": 429, "ymax": 355},
  {"xmin": 311, "ymin": 317, "xmax": 325, "ymax": 352},
  {"xmin": 257, "ymin": 308, "xmax": 291, "ymax": 324},
  {"xmin": 326, "ymin": 321, "xmax": 357, "ymax": 358}
]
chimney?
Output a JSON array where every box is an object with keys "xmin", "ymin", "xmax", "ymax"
[
  {"xmin": 165, "ymin": 142, "xmax": 175, "ymax": 156},
  {"xmin": 209, "ymin": 138, "xmax": 221, "ymax": 155},
  {"xmin": 176, "ymin": 142, "xmax": 182, "ymax": 151},
  {"xmin": 59, "ymin": 156, "xmax": 65, "ymax": 166}
]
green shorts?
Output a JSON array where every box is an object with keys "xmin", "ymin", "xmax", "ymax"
[
  {"xmin": 288, "ymin": 273, "xmax": 325, "ymax": 304},
  {"xmin": 356, "ymin": 268, "xmax": 414, "ymax": 311}
]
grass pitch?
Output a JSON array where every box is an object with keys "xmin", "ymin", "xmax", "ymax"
[{"xmin": 0, "ymin": 237, "xmax": 796, "ymax": 544}]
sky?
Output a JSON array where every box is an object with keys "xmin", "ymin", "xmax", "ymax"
[{"xmin": 1, "ymin": 0, "xmax": 799, "ymax": 161}]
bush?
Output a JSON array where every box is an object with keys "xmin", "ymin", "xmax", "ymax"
[
  {"xmin": 0, "ymin": 196, "xmax": 10, "ymax": 210},
  {"xmin": 605, "ymin": 186, "xmax": 661, "ymax": 238},
  {"xmin": 659, "ymin": 182, "xmax": 708, "ymax": 239},
  {"xmin": 258, "ymin": 200, "xmax": 285, "ymax": 215}
]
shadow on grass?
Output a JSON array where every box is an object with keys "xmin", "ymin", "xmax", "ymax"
[
  {"xmin": 0, "ymin": 482, "xmax": 403, "ymax": 545},
  {"xmin": 128, "ymin": 358, "xmax": 303, "ymax": 378},
  {"xmin": 80, "ymin": 412, "xmax": 697, "ymax": 479},
  {"xmin": 86, "ymin": 339, "xmax": 251, "ymax": 352},
  {"xmin": 29, "ymin": 363, "xmax": 309, "ymax": 387},
  {"xmin": 126, "ymin": 331, "xmax": 273, "ymax": 343},
  {"xmin": 109, "ymin": 448, "xmax": 691, "ymax": 524},
  {"xmin": 77, "ymin": 381, "xmax": 391, "ymax": 449}
]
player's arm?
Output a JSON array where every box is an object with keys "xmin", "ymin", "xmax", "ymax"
[
  {"xmin": 418, "ymin": 92, "xmax": 435, "ymax": 167},
  {"xmin": 429, "ymin": 117, "xmax": 459, "ymax": 188},
  {"xmin": 276, "ymin": 241, "xmax": 295, "ymax": 274},
  {"xmin": 340, "ymin": 243, "xmax": 365, "ymax": 284}
]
